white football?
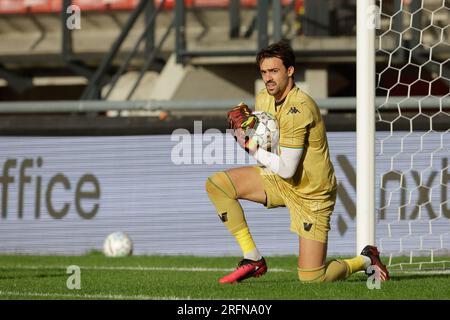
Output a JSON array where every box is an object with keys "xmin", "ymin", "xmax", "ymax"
[
  {"xmin": 251, "ymin": 111, "xmax": 279, "ymax": 151},
  {"xmin": 103, "ymin": 232, "xmax": 133, "ymax": 257}
]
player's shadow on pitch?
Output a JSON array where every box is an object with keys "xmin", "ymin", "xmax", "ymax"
[{"xmin": 0, "ymin": 270, "xmax": 65, "ymax": 280}]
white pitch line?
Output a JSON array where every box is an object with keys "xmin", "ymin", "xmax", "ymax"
[
  {"xmin": 1, "ymin": 264, "xmax": 448, "ymax": 275},
  {"xmin": 391, "ymin": 269, "xmax": 450, "ymax": 275},
  {"xmin": 0, "ymin": 290, "xmax": 190, "ymax": 300},
  {"xmin": 0, "ymin": 264, "xmax": 291, "ymax": 272}
]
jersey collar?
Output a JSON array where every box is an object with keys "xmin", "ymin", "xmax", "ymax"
[{"xmin": 274, "ymin": 85, "xmax": 298, "ymax": 112}]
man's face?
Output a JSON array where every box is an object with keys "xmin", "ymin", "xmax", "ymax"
[{"xmin": 260, "ymin": 57, "xmax": 294, "ymax": 100}]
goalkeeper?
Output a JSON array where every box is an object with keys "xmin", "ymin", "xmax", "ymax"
[{"xmin": 206, "ymin": 41, "xmax": 390, "ymax": 284}]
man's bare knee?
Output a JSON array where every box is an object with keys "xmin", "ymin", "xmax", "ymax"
[{"xmin": 225, "ymin": 167, "xmax": 266, "ymax": 203}]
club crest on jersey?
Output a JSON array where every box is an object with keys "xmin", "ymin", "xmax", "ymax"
[{"xmin": 287, "ymin": 106, "xmax": 300, "ymax": 115}]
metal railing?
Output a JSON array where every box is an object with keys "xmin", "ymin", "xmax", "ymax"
[
  {"xmin": 174, "ymin": 0, "xmax": 288, "ymax": 63},
  {"xmin": 80, "ymin": 0, "xmax": 173, "ymax": 100},
  {"xmin": 79, "ymin": 0, "xmax": 295, "ymax": 99},
  {"xmin": 2, "ymin": 0, "xmax": 447, "ymax": 103},
  {"xmin": 0, "ymin": 96, "xmax": 448, "ymax": 113}
]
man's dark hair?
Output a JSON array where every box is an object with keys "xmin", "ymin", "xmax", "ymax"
[{"xmin": 256, "ymin": 41, "xmax": 295, "ymax": 71}]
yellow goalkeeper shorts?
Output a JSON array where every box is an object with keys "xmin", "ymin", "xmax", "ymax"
[{"xmin": 255, "ymin": 166, "xmax": 336, "ymax": 243}]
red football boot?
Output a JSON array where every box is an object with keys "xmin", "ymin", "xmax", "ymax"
[
  {"xmin": 360, "ymin": 245, "xmax": 390, "ymax": 281},
  {"xmin": 219, "ymin": 257, "xmax": 267, "ymax": 284}
]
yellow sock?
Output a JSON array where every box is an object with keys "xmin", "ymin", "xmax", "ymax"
[
  {"xmin": 205, "ymin": 172, "xmax": 259, "ymax": 258},
  {"xmin": 205, "ymin": 171, "xmax": 246, "ymax": 233},
  {"xmin": 324, "ymin": 260, "xmax": 352, "ymax": 281},
  {"xmin": 343, "ymin": 256, "xmax": 367, "ymax": 274},
  {"xmin": 298, "ymin": 260, "xmax": 353, "ymax": 283},
  {"xmin": 234, "ymin": 227, "xmax": 257, "ymax": 255}
]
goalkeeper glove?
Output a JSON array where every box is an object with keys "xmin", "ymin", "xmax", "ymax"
[
  {"xmin": 227, "ymin": 103, "xmax": 257, "ymax": 130},
  {"xmin": 227, "ymin": 103, "xmax": 259, "ymax": 154}
]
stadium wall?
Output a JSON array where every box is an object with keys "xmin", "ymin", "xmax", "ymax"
[{"xmin": 0, "ymin": 131, "xmax": 448, "ymax": 256}]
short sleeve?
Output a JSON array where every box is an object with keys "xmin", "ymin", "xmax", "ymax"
[{"xmin": 278, "ymin": 105, "xmax": 313, "ymax": 148}]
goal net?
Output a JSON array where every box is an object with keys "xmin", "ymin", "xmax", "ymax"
[{"xmin": 374, "ymin": 0, "xmax": 449, "ymax": 270}]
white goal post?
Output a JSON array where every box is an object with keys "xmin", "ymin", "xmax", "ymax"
[
  {"xmin": 357, "ymin": 0, "xmax": 450, "ymax": 269},
  {"xmin": 357, "ymin": 0, "xmax": 376, "ymax": 255}
]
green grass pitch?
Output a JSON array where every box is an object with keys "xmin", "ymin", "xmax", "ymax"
[{"xmin": 0, "ymin": 253, "xmax": 449, "ymax": 300}]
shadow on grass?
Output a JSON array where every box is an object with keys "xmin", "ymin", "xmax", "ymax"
[{"xmin": 0, "ymin": 270, "xmax": 65, "ymax": 281}]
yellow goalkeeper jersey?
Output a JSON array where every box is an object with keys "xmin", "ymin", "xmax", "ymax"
[{"xmin": 255, "ymin": 85, "xmax": 337, "ymax": 199}]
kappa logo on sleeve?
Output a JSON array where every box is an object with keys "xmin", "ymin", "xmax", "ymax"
[{"xmin": 287, "ymin": 106, "xmax": 300, "ymax": 115}]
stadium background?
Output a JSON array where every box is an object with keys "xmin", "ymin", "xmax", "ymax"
[{"xmin": 0, "ymin": 0, "xmax": 448, "ymax": 263}]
